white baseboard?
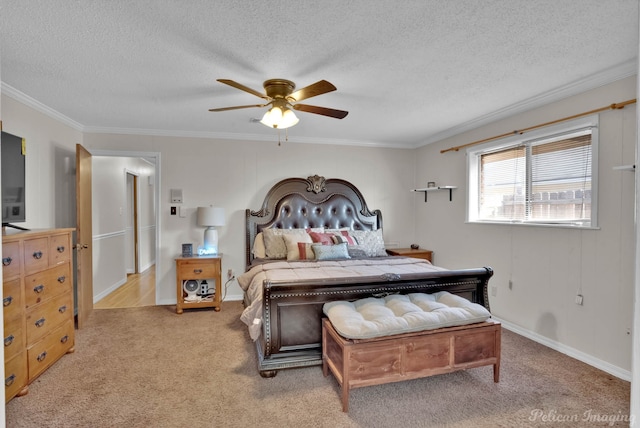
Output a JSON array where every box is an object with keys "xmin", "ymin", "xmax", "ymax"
[
  {"xmin": 493, "ymin": 316, "xmax": 631, "ymax": 382},
  {"xmin": 93, "ymin": 277, "xmax": 127, "ymax": 303}
]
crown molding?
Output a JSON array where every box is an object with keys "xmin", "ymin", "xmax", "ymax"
[
  {"xmin": 1, "ymin": 82, "xmax": 84, "ymax": 131},
  {"xmin": 417, "ymin": 59, "xmax": 639, "ymax": 147},
  {"xmin": 3, "ymin": 58, "xmax": 636, "ymax": 149},
  {"xmin": 81, "ymin": 125, "xmax": 412, "ymax": 149}
]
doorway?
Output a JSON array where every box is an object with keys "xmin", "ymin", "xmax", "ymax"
[{"xmin": 89, "ymin": 150, "xmax": 161, "ymax": 309}]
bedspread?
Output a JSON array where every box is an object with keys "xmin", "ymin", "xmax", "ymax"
[{"xmin": 237, "ymin": 257, "xmax": 448, "ymax": 340}]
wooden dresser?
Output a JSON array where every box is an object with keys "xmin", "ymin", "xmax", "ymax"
[{"xmin": 2, "ymin": 228, "xmax": 75, "ymax": 402}]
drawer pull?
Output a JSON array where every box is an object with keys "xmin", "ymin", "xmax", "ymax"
[
  {"xmin": 57, "ymin": 245, "xmax": 65, "ymax": 253},
  {"xmin": 4, "ymin": 335, "xmax": 14, "ymax": 347},
  {"xmin": 57, "ymin": 275, "xmax": 66, "ymax": 283},
  {"xmin": 3, "ymin": 296, "xmax": 13, "ymax": 307},
  {"xmin": 193, "ymin": 269, "xmax": 203, "ymax": 274},
  {"xmin": 2, "ymin": 257, "xmax": 12, "ymax": 266},
  {"xmin": 59, "ymin": 305, "xmax": 67, "ymax": 313},
  {"xmin": 5, "ymin": 374, "xmax": 15, "ymax": 387},
  {"xmin": 35, "ymin": 318, "xmax": 46, "ymax": 328},
  {"xmin": 60, "ymin": 335, "xmax": 69, "ymax": 344},
  {"xmin": 37, "ymin": 351, "xmax": 47, "ymax": 362},
  {"xmin": 33, "ymin": 251, "xmax": 43, "ymax": 260},
  {"xmin": 34, "ymin": 284, "xmax": 45, "ymax": 294}
]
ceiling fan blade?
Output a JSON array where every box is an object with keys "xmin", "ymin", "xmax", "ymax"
[
  {"xmin": 288, "ymin": 80, "xmax": 336, "ymax": 102},
  {"xmin": 217, "ymin": 79, "xmax": 269, "ymax": 100},
  {"xmin": 208, "ymin": 103, "xmax": 268, "ymax": 112},
  {"xmin": 293, "ymin": 103, "xmax": 349, "ymax": 119}
]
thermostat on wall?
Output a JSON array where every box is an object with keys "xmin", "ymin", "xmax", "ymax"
[{"xmin": 170, "ymin": 188, "xmax": 183, "ymax": 203}]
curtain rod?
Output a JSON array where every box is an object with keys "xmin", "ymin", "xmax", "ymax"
[{"xmin": 440, "ymin": 98, "xmax": 636, "ymax": 154}]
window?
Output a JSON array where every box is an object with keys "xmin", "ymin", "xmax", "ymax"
[{"xmin": 467, "ymin": 116, "xmax": 598, "ymax": 228}]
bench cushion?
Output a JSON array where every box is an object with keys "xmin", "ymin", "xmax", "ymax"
[{"xmin": 323, "ymin": 291, "xmax": 491, "ymax": 339}]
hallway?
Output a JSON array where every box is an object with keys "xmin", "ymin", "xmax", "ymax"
[{"xmin": 94, "ymin": 266, "xmax": 156, "ymax": 309}]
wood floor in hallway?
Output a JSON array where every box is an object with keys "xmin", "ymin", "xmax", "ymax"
[{"xmin": 94, "ymin": 265, "xmax": 156, "ymax": 309}]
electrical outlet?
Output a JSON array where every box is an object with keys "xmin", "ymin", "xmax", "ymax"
[
  {"xmin": 227, "ymin": 269, "xmax": 234, "ymax": 280},
  {"xmin": 575, "ymin": 294, "xmax": 583, "ymax": 305}
]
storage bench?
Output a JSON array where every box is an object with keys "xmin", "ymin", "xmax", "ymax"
[{"xmin": 322, "ymin": 317, "xmax": 501, "ymax": 412}]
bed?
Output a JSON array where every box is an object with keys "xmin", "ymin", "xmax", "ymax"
[{"xmin": 238, "ymin": 174, "xmax": 493, "ymax": 377}]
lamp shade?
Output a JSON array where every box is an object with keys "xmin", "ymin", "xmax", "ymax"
[{"xmin": 197, "ymin": 206, "xmax": 225, "ymax": 227}]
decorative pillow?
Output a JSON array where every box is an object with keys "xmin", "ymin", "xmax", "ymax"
[
  {"xmin": 297, "ymin": 242, "xmax": 315, "ymax": 260},
  {"xmin": 312, "ymin": 243, "xmax": 350, "ymax": 260},
  {"xmin": 308, "ymin": 231, "xmax": 335, "ymax": 246},
  {"xmin": 347, "ymin": 247, "xmax": 368, "ymax": 258},
  {"xmin": 252, "ymin": 232, "xmax": 267, "ymax": 259},
  {"xmin": 330, "ymin": 230, "xmax": 358, "ymax": 245},
  {"xmin": 263, "ymin": 228, "xmax": 324, "ymax": 259},
  {"xmin": 283, "ymin": 233, "xmax": 313, "ymax": 261},
  {"xmin": 350, "ymin": 229, "xmax": 387, "ymax": 257}
]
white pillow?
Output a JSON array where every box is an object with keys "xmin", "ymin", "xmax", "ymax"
[{"xmin": 350, "ymin": 229, "xmax": 387, "ymax": 257}]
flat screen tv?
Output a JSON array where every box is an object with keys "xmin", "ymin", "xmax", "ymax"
[{"xmin": 1, "ymin": 131, "xmax": 28, "ymax": 230}]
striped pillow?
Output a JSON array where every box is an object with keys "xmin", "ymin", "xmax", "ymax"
[{"xmin": 330, "ymin": 230, "xmax": 358, "ymax": 245}]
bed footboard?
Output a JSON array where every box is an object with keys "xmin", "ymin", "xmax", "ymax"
[{"xmin": 255, "ymin": 267, "xmax": 493, "ymax": 377}]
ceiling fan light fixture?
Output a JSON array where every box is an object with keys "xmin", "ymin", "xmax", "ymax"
[{"xmin": 260, "ymin": 105, "xmax": 298, "ymax": 129}]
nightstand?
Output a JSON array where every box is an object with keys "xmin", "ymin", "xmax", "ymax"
[
  {"xmin": 175, "ymin": 255, "xmax": 222, "ymax": 313},
  {"xmin": 386, "ymin": 248, "xmax": 433, "ymax": 263}
]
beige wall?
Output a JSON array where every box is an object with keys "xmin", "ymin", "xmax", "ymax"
[
  {"xmin": 81, "ymin": 133, "xmax": 418, "ymax": 305},
  {"xmin": 415, "ymin": 76, "xmax": 637, "ymax": 378}
]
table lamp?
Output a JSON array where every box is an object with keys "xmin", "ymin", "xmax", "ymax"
[{"xmin": 197, "ymin": 206, "xmax": 225, "ymax": 255}]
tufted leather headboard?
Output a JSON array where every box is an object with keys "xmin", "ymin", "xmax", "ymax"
[{"xmin": 245, "ymin": 175, "xmax": 382, "ymax": 267}]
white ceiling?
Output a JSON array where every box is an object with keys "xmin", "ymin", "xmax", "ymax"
[{"xmin": 0, "ymin": 1, "xmax": 638, "ymax": 148}]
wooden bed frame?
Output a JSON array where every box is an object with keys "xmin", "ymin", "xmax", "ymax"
[{"xmin": 245, "ymin": 175, "xmax": 493, "ymax": 377}]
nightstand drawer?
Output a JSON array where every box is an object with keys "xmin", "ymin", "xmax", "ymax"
[{"xmin": 177, "ymin": 260, "xmax": 219, "ymax": 279}]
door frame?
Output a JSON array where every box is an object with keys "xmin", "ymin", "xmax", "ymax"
[
  {"xmin": 90, "ymin": 149, "xmax": 161, "ymax": 305},
  {"xmin": 125, "ymin": 170, "xmax": 140, "ymax": 274}
]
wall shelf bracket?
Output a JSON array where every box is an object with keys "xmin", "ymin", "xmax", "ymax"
[{"xmin": 413, "ymin": 186, "xmax": 457, "ymax": 202}]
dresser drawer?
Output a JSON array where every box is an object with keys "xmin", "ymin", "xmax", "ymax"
[
  {"xmin": 177, "ymin": 260, "xmax": 219, "ymax": 279},
  {"xmin": 5, "ymin": 352, "xmax": 27, "ymax": 402},
  {"xmin": 3, "ymin": 279, "xmax": 23, "ymax": 320},
  {"xmin": 24, "ymin": 263, "xmax": 71, "ymax": 308},
  {"xmin": 27, "ymin": 320, "xmax": 74, "ymax": 381},
  {"xmin": 26, "ymin": 292, "xmax": 73, "ymax": 346},
  {"xmin": 49, "ymin": 233, "xmax": 71, "ymax": 266},
  {"xmin": 23, "ymin": 237, "xmax": 49, "ymax": 275},
  {"xmin": 4, "ymin": 308, "xmax": 25, "ymax": 361},
  {"xmin": 2, "ymin": 242, "xmax": 21, "ymax": 280}
]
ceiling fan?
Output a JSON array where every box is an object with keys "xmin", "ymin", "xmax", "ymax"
[{"xmin": 209, "ymin": 79, "xmax": 348, "ymax": 129}]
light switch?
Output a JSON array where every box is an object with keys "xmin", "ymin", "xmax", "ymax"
[{"xmin": 179, "ymin": 206, "xmax": 187, "ymax": 218}]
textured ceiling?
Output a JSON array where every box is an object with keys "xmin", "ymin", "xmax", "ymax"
[{"xmin": 0, "ymin": 0, "xmax": 638, "ymax": 148}]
